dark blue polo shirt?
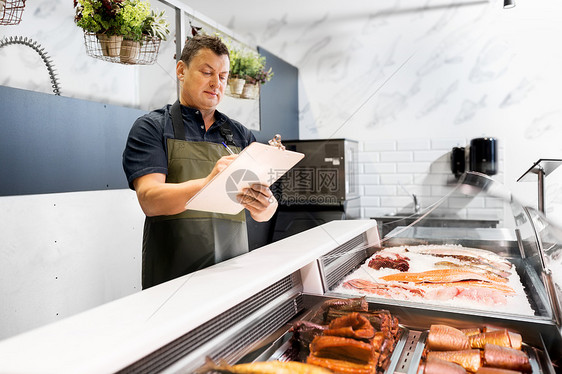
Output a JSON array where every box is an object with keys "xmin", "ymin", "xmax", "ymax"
[{"xmin": 123, "ymin": 104, "xmax": 256, "ymax": 190}]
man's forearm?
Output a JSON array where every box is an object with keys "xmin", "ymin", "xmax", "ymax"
[{"xmin": 135, "ymin": 176, "xmax": 208, "ymax": 217}]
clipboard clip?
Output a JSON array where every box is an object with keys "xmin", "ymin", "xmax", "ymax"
[{"xmin": 268, "ymin": 134, "xmax": 286, "ymax": 151}]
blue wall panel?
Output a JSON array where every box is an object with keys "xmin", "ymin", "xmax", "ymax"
[
  {"xmin": 0, "ymin": 86, "xmax": 146, "ymax": 196},
  {"xmin": 255, "ymin": 46, "xmax": 299, "ymax": 143},
  {"xmin": 0, "ymin": 49, "xmax": 298, "ymax": 197}
]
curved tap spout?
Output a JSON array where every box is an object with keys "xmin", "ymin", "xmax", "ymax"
[
  {"xmin": 0, "ymin": 36, "xmax": 61, "ymax": 96},
  {"xmin": 413, "ymin": 193, "xmax": 420, "ymax": 214}
]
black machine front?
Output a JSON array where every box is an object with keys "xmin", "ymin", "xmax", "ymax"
[{"xmin": 271, "ymin": 139, "xmax": 359, "ymax": 241}]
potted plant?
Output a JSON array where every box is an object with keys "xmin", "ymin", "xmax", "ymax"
[
  {"xmin": 240, "ymin": 52, "xmax": 273, "ymax": 99},
  {"xmin": 215, "ymin": 35, "xmax": 274, "ymax": 98},
  {"xmin": 74, "ymin": 0, "xmax": 169, "ymax": 63},
  {"xmin": 74, "ymin": 0, "xmax": 125, "ymax": 57},
  {"xmin": 227, "ymin": 45, "xmax": 246, "ymax": 96},
  {"xmin": 118, "ymin": 0, "xmax": 150, "ymax": 63},
  {"xmin": 133, "ymin": 9, "xmax": 170, "ymax": 61},
  {"xmin": 141, "ymin": 9, "xmax": 169, "ymax": 41}
]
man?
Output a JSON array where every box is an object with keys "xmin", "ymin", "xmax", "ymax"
[{"xmin": 123, "ymin": 35, "xmax": 277, "ymax": 289}]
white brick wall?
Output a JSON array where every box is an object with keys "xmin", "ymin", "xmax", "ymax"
[{"xmin": 359, "ymin": 138, "xmax": 505, "ymax": 220}]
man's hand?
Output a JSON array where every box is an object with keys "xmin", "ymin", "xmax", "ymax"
[
  {"xmin": 134, "ymin": 155, "xmax": 239, "ymax": 217},
  {"xmin": 238, "ymin": 184, "xmax": 278, "ymax": 222},
  {"xmin": 205, "ymin": 154, "xmax": 238, "ymax": 183}
]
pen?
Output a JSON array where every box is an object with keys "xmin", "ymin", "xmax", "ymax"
[{"xmin": 222, "ymin": 142, "xmax": 235, "ymax": 155}]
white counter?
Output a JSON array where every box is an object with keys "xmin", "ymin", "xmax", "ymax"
[{"xmin": 0, "ymin": 219, "xmax": 378, "ymax": 374}]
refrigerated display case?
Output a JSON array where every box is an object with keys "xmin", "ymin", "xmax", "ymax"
[
  {"xmin": 0, "ymin": 172, "xmax": 560, "ymax": 373},
  {"xmin": 316, "ymin": 172, "xmax": 562, "ymax": 372}
]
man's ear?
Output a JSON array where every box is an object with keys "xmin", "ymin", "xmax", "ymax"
[{"xmin": 176, "ymin": 60, "xmax": 185, "ymax": 80}]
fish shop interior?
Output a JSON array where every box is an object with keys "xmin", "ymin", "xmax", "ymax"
[{"xmin": 1, "ymin": 0, "xmax": 562, "ymax": 373}]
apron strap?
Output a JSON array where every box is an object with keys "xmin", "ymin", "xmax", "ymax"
[
  {"xmin": 170, "ymin": 100, "xmax": 185, "ymax": 141},
  {"xmin": 171, "ymin": 100, "xmax": 236, "ymax": 147}
]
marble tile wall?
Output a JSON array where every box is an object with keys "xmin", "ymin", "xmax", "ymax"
[
  {"xmin": 181, "ymin": 0, "xmax": 562, "ymax": 226},
  {"xmin": 2, "ymin": 0, "xmax": 562, "ymax": 226},
  {"xmin": 359, "ymin": 138, "xmax": 504, "ymax": 220}
]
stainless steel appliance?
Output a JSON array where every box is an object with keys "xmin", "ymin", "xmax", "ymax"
[{"xmin": 271, "ymin": 138, "xmax": 359, "ymax": 241}]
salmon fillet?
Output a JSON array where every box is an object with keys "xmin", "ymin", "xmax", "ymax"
[
  {"xmin": 427, "ymin": 349, "xmax": 482, "ymax": 372},
  {"xmin": 427, "ymin": 324, "xmax": 471, "ymax": 351},
  {"xmin": 380, "ymin": 268, "xmax": 508, "ymax": 284}
]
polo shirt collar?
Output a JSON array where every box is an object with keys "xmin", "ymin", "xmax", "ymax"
[{"xmin": 180, "ymin": 106, "xmax": 227, "ymax": 126}]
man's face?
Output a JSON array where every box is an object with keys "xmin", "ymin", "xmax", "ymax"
[{"xmin": 177, "ymin": 48, "xmax": 229, "ymax": 111}]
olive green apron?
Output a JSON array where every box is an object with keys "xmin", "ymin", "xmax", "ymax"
[{"xmin": 141, "ymin": 101, "xmax": 248, "ymax": 289}]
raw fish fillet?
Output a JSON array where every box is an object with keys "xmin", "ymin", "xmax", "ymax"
[
  {"xmin": 196, "ymin": 359, "xmax": 334, "ymax": 374},
  {"xmin": 404, "ymin": 245, "xmax": 513, "ymax": 272},
  {"xmin": 508, "ymin": 332, "xmax": 523, "ymax": 350},
  {"xmin": 427, "ymin": 349, "xmax": 482, "ymax": 373},
  {"xmin": 460, "ymin": 327, "xmax": 482, "ymax": 336},
  {"xmin": 368, "ymin": 253, "xmax": 410, "ymax": 271},
  {"xmin": 483, "ymin": 344, "xmax": 531, "ymax": 372},
  {"xmin": 434, "ymin": 261, "xmax": 511, "ymax": 279},
  {"xmin": 309, "ymin": 335, "xmax": 373, "ymax": 364},
  {"xmin": 421, "ymin": 356, "xmax": 467, "ymax": 374},
  {"xmin": 343, "ymin": 278, "xmax": 514, "ymax": 305},
  {"xmin": 307, "ymin": 356, "xmax": 377, "ymax": 374},
  {"xmin": 422, "ymin": 280, "xmax": 515, "ymax": 295},
  {"xmin": 470, "ymin": 330, "xmax": 522, "ymax": 349},
  {"xmin": 380, "ymin": 268, "xmax": 508, "ymax": 284},
  {"xmin": 343, "ymin": 279, "xmax": 425, "ymax": 298},
  {"xmin": 427, "ymin": 324, "xmax": 470, "ymax": 351},
  {"xmin": 309, "ymin": 296, "xmax": 368, "ymax": 325},
  {"xmin": 325, "ymin": 312, "xmax": 375, "ymax": 340},
  {"xmin": 476, "ymin": 367, "xmax": 523, "ymax": 374}
]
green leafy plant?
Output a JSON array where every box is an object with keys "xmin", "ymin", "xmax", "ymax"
[
  {"xmin": 239, "ymin": 51, "xmax": 262, "ymax": 81},
  {"xmin": 119, "ymin": 0, "xmax": 150, "ymax": 41},
  {"xmin": 142, "ymin": 10, "xmax": 170, "ymax": 40},
  {"xmin": 227, "ymin": 45, "xmax": 274, "ymax": 85},
  {"xmin": 228, "ymin": 47, "xmax": 243, "ymax": 79},
  {"xmin": 253, "ymin": 67, "xmax": 274, "ymax": 85},
  {"xmin": 74, "ymin": 0, "xmax": 124, "ymax": 35},
  {"xmin": 74, "ymin": 0, "xmax": 169, "ymax": 41}
]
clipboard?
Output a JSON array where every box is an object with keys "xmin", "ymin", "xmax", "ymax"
[{"xmin": 185, "ymin": 142, "xmax": 304, "ymax": 215}]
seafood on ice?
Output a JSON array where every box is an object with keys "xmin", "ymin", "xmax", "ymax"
[
  {"xmin": 334, "ymin": 245, "xmax": 534, "ymax": 315},
  {"xmin": 379, "ymin": 268, "xmax": 509, "ymax": 284},
  {"xmin": 403, "ymin": 245, "xmax": 513, "ymax": 273}
]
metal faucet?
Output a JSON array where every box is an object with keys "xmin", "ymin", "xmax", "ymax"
[
  {"xmin": 412, "ymin": 194, "xmax": 420, "ymax": 214},
  {"xmin": 399, "ymin": 183, "xmax": 421, "ymax": 214},
  {"xmin": 0, "ymin": 36, "xmax": 61, "ymax": 95}
]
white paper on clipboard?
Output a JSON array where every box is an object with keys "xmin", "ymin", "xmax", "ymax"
[{"xmin": 185, "ymin": 142, "xmax": 304, "ymax": 215}]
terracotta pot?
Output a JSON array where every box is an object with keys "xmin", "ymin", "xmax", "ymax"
[
  {"xmin": 120, "ymin": 39, "xmax": 140, "ymax": 64},
  {"xmin": 228, "ymin": 77, "xmax": 245, "ymax": 96},
  {"xmin": 97, "ymin": 34, "xmax": 123, "ymax": 57},
  {"xmin": 240, "ymin": 82, "xmax": 259, "ymax": 99}
]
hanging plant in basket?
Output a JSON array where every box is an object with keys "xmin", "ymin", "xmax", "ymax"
[
  {"xmin": 74, "ymin": 0, "xmax": 169, "ymax": 65},
  {"xmin": 0, "ymin": 0, "xmax": 26, "ymax": 26},
  {"xmin": 187, "ymin": 29, "xmax": 274, "ymax": 100},
  {"xmin": 226, "ymin": 46, "xmax": 273, "ymax": 100},
  {"xmin": 241, "ymin": 56, "xmax": 273, "ymax": 100}
]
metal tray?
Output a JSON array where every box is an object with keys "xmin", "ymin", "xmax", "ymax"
[
  {"xmin": 407, "ymin": 330, "xmax": 546, "ymax": 374},
  {"xmin": 241, "ymin": 298, "xmax": 411, "ymax": 373},
  {"xmin": 233, "ymin": 293, "xmax": 558, "ymax": 373}
]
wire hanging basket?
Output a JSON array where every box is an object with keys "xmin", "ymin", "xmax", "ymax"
[
  {"xmin": 0, "ymin": 0, "xmax": 26, "ymax": 26},
  {"xmin": 83, "ymin": 31, "xmax": 162, "ymax": 65}
]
